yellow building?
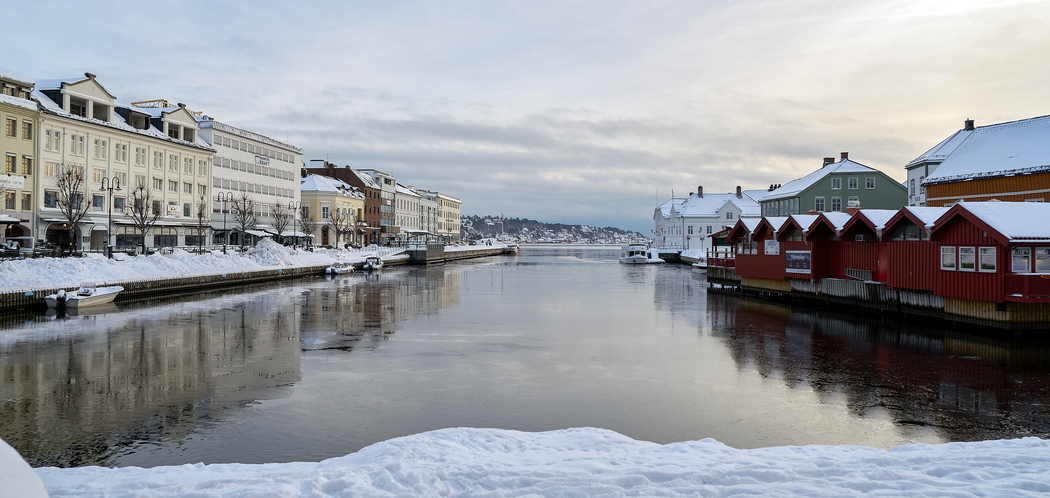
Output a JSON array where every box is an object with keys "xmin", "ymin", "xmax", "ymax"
[
  {"xmin": 0, "ymin": 67, "xmax": 39, "ymax": 249},
  {"xmin": 300, "ymin": 174, "xmax": 365, "ymax": 246}
]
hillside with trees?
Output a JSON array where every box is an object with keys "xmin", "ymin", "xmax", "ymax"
[{"xmin": 461, "ymin": 215, "xmax": 647, "ymax": 244}]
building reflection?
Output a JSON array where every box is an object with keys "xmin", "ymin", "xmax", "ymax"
[
  {"xmin": 0, "ymin": 289, "xmax": 303, "ymax": 467},
  {"xmin": 299, "ymin": 267, "xmax": 461, "ymax": 351},
  {"xmin": 707, "ymin": 292, "xmax": 1050, "ymax": 442}
]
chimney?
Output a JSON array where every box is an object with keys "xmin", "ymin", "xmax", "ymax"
[
  {"xmin": 840, "ymin": 152, "xmax": 849, "ymax": 161},
  {"xmin": 847, "ymin": 207, "xmax": 860, "ymax": 216},
  {"xmin": 769, "ymin": 184, "xmax": 775, "ymax": 191},
  {"xmin": 964, "ymin": 118, "xmax": 975, "ymax": 131},
  {"xmin": 698, "ymin": 186, "xmax": 703, "ymax": 198},
  {"xmin": 823, "ymin": 157, "xmax": 835, "ymax": 167},
  {"xmin": 736, "ymin": 186, "xmax": 742, "ymax": 198},
  {"xmin": 808, "ymin": 209, "xmax": 818, "ymax": 215}
]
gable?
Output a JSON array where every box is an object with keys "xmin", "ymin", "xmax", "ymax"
[
  {"xmin": 163, "ymin": 106, "xmax": 199, "ymax": 129},
  {"xmin": 64, "ymin": 77, "xmax": 116, "ymax": 103}
]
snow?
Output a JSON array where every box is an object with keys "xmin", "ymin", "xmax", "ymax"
[
  {"xmin": 0, "ymin": 92, "xmax": 38, "ymax": 112},
  {"xmin": 905, "ymin": 128, "xmax": 973, "ymax": 168},
  {"xmin": 301, "ymin": 174, "xmax": 363, "ymax": 197},
  {"xmin": 15, "ymin": 428, "xmax": 1050, "ymax": 497},
  {"xmin": 857, "ymin": 209, "xmax": 898, "ymax": 230},
  {"xmin": 0, "ymin": 438, "xmax": 47, "ymax": 498},
  {"xmin": 924, "ymin": 114, "xmax": 1050, "ymax": 185},
  {"xmin": 761, "ymin": 159, "xmax": 881, "ymax": 201},
  {"xmin": 0, "ymin": 66, "xmax": 34, "ymax": 86},
  {"xmin": 903, "ymin": 206, "xmax": 950, "ymax": 229},
  {"xmin": 820, "ymin": 212, "xmax": 853, "ymax": 231},
  {"xmin": 0, "ymin": 239, "xmax": 390, "ymax": 292},
  {"xmin": 954, "ymin": 201, "xmax": 1050, "ymax": 242},
  {"xmin": 675, "ymin": 192, "xmax": 761, "ymax": 218},
  {"xmin": 788, "ymin": 214, "xmax": 820, "ymax": 234}
]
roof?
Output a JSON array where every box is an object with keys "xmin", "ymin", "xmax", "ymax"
[
  {"xmin": 675, "ymin": 192, "xmax": 761, "ymax": 218},
  {"xmin": 761, "ymin": 159, "xmax": 881, "ymax": 201},
  {"xmin": 820, "ymin": 212, "xmax": 853, "ymax": 232},
  {"xmin": 941, "ymin": 201, "xmax": 1050, "ymax": 243},
  {"xmin": 905, "ymin": 129, "xmax": 973, "ymax": 169},
  {"xmin": 199, "ymin": 118, "xmax": 303, "ymax": 154},
  {"xmin": 923, "ymin": 114, "xmax": 1050, "ymax": 186},
  {"xmin": 350, "ymin": 169, "xmax": 381, "ymax": 190},
  {"xmin": 902, "ymin": 206, "xmax": 950, "ymax": 229},
  {"xmin": 0, "ymin": 67, "xmax": 33, "ymax": 87},
  {"xmin": 0, "ymin": 93, "xmax": 38, "ymax": 112},
  {"xmin": 655, "ymin": 198, "xmax": 686, "ymax": 220},
  {"xmin": 300, "ymin": 174, "xmax": 361, "ymax": 197},
  {"xmin": 787, "ymin": 214, "xmax": 820, "ymax": 234},
  {"xmin": 396, "ymin": 183, "xmax": 421, "ymax": 197}
]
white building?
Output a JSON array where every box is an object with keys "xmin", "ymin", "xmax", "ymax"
[
  {"xmin": 653, "ymin": 186, "xmax": 761, "ymax": 252},
  {"xmin": 904, "ymin": 119, "xmax": 974, "ymax": 206},
  {"xmin": 416, "ymin": 190, "xmax": 461, "ymax": 242},
  {"xmin": 34, "ymin": 74, "xmax": 215, "ymax": 251},
  {"xmin": 196, "ymin": 116, "xmax": 302, "ymax": 246},
  {"xmin": 395, "ymin": 183, "xmax": 421, "ymax": 231}
]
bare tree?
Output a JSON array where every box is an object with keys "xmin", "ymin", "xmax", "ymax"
[
  {"xmin": 54, "ymin": 163, "xmax": 90, "ymax": 253},
  {"xmin": 193, "ymin": 194, "xmax": 210, "ymax": 254},
  {"xmin": 231, "ymin": 192, "xmax": 257, "ymax": 251},
  {"xmin": 330, "ymin": 207, "xmax": 356, "ymax": 247},
  {"xmin": 298, "ymin": 204, "xmax": 315, "ymax": 248},
  {"xmin": 271, "ymin": 202, "xmax": 291, "ymax": 245},
  {"xmin": 125, "ymin": 180, "xmax": 162, "ymax": 255}
]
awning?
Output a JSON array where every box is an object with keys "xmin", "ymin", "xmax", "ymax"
[
  {"xmin": 280, "ymin": 230, "xmax": 310, "ymax": 237},
  {"xmin": 245, "ymin": 229, "xmax": 272, "ymax": 237},
  {"xmin": 91, "ymin": 225, "xmax": 108, "ymax": 232},
  {"xmin": 0, "ymin": 215, "xmax": 19, "ymax": 223}
]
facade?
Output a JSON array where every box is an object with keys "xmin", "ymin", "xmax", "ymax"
[
  {"xmin": 415, "ymin": 186, "xmax": 439, "ymax": 234},
  {"xmin": 920, "ymin": 115, "xmax": 1050, "ymax": 206},
  {"xmin": 358, "ymin": 169, "xmax": 398, "ymax": 242},
  {"xmin": 904, "ymin": 120, "xmax": 974, "ymax": 206},
  {"xmin": 34, "ymin": 73, "xmax": 215, "ymax": 251},
  {"xmin": 395, "ymin": 183, "xmax": 421, "ymax": 232},
  {"xmin": 760, "ymin": 153, "xmax": 907, "ymax": 217},
  {"xmin": 196, "ymin": 115, "xmax": 302, "ymax": 247},
  {"xmin": 304, "ymin": 162, "xmax": 383, "ymax": 245},
  {"xmin": 0, "ymin": 67, "xmax": 38, "ymax": 248},
  {"xmin": 653, "ymin": 186, "xmax": 760, "ymax": 252},
  {"xmin": 299, "ymin": 174, "xmax": 365, "ymax": 246},
  {"xmin": 416, "ymin": 190, "xmax": 460, "ymax": 242}
]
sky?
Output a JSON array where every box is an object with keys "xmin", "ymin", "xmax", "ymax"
[{"xmin": 4, "ymin": 0, "xmax": 1049, "ymax": 234}]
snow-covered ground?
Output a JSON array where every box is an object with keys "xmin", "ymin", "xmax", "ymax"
[
  {"xmin": 16, "ymin": 428, "xmax": 1050, "ymax": 497},
  {"xmin": 0, "ymin": 240, "xmax": 498, "ymax": 292}
]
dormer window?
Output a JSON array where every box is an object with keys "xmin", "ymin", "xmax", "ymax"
[{"xmin": 69, "ymin": 97, "xmax": 87, "ymax": 117}]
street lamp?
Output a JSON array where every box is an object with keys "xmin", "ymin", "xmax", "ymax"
[
  {"xmin": 288, "ymin": 200, "xmax": 302, "ymax": 249},
  {"xmin": 99, "ymin": 176, "xmax": 121, "ymax": 259},
  {"xmin": 215, "ymin": 191, "xmax": 235, "ymax": 254}
]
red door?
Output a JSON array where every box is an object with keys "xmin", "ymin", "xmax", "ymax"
[{"xmin": 876, "ymin": 243, "xmax": 888, "ymax": 282}]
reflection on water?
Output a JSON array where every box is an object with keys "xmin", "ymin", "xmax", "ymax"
[{"xmin": 3, "ymin": 246, "xmax": 1050, "ymax": 469}]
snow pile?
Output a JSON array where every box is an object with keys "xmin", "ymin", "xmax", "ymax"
[
  {"xmin": 0, "ymin": 438, "xmax": 47, "ymax": 498},
  {"xmin": 245, "ymin": 238, "xmax": 306, "ymax": 267},
  {"xmin": 34, "ymin": 428, "xmax": 1050, "ymax": 497}
]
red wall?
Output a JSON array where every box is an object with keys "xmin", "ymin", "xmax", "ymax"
[
  {"xmin": 734, "ymin": 237, "xmax": 786, "ymax": 280},
  {"xmin": 836, "ymin": 241, "xmax": 879, "ymax": 280},
  {"xmin": 931, "ymin": 219, "xmax": 1005, "ymax": 302},
  {"xmin": 886, "ymin": 241, "xmax": 939, "ymax": 292}
]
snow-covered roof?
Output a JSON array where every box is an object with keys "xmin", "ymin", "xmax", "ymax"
[
  {"xmin": 395, "ymin": 183, "xmax": 420, "ymax": 197},
  {"xmin": 675, "ymin": 193, "xmax": 761, "ymax": 218},
  {"xmin": 856, "ymin": 209, "xmax": 898, "ymax": 230},
  {"xmin": 300, "ymin": 174, "xmax": 362, "ymax": 197},
  {"xmin": 788, "ymin": 214, "xmax": 820, "ymax": 234},
  {"xmin": 0, "ymin": 93, "xmax": 38, "ymax": 112},
  {"xmin": 951, "ymin": 202, "xmax": 1050, "ymax": 242},
  {"xmin": 350, "ymin": 168, "xmax": 381, "ymax": 190},
  {"xmin": 905, "ymin": 129, "xmax": 973, "ymax": 169},
  {"xmin": 902, "ymin": 206, "xmax": 950, "ymax": 229},
  {"xmin": 0, "ymin": 66, "xmax": 33, "ymax": 87},
  {"xmin": 32, "ymin": 90, "xmax": 214, "ymax": 152},
  {"xmin": 739, "ymin": 217, "xmax": 763, "ymax": 234},
  {"xmin": 760, "ymin": 216, "xmax": 790, "ymax": 235},
  {"xmin": 34, "ymin": 77, "xmax": 84, "ymax": 91},
  {"xmin": 655, "ymin": 198, "xmax": 686, "ymax": 220},
  {"xmin": 761, "ymin": 159, "xmax": 880, "ymax": 201},
  {"xmin": 820, "ymin": 212, "xmax": 852, "ymax": 231},
  {"xmin": 923, "ymin": 115, "xmax": 1050, "ymax": 186}
]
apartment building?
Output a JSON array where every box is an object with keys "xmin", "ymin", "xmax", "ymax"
[
  {"xmin": 0, "ymin": 67, "xmax": 38, "ymax": 248},
  {"xmin": 300, "ymin": 174, "xmax": 365, "ymax": 246},
  {"xmin": 395, "ymin": 183, "xmax": 421, "ymax": 231}
]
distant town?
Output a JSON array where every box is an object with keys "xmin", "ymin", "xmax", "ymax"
[{"xmin": 461, "ymin": 215, "xmax": 647, "ymax": 244}]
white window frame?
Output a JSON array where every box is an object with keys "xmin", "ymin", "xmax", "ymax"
[
  {"xmin": 831, "ymin": 178, "xmax": 841, "ymax": 190},
  {"xmin": 848, "ymin": 177, "xmax": 858, "ymax": 189},
  {"xmin": 941, "ymin": 246, "xmax": 956, "ymax": 271},
  {"xmin": 958, "ymin": 246, "xmax": 976, "ymax": 271},
  {"xmin": 814, "ymin": 196, "xmax": 825, "ymax": 212},
  {"xmin": 865, "ymin": 177, "xmax": 875, "ymax": 189},
  {"xmin": 978, "ymin": 247, "xmax": 996, "ymax": 273}
]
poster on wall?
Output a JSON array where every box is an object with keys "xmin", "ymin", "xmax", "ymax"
[
  {"xmin": 764, "ymin": 240, "xmax": 780, "ymax": 255},
  {"xmin": 785, "ymin": 250, "xmax": 812, "ymax": 274}
]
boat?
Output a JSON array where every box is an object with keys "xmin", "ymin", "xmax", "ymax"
[
  {"xmin": 45, "ymin": 282, "xmax": 123, "ymax": 309},
  {"xmin": 646, "ymin": 248, "xmax": 665, "ymax": 264},
  {"xmin": 362, "ymin": 256, "xmax": 383, "ymax": 271},
  {"xmin": 325, "ymin": 262, "xmax": 354, "ymax": 274},
  {"xmin": 691, "ymin": 258, "xmax": 707, "ymax": 272},
  {"xmin": 619, "ymin": 244, "xmax": 650, "ymax": 264},
  {"xmin": 503, "ymin": 243, "xmax": 519, "ymax": 254}
]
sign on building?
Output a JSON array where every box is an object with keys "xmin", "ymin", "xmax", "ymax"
[
  {"xmin": 785, "ymin": 250, "xmax": 812, "ymax": 274},
  {"xmin": 764, "ymin": 240, "xmax": 780, "ymax": 255}
]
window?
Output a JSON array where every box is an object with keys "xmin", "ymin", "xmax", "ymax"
[
  {"xmin": 865, "ymin": 177, "xmax": 875, "ymax": 189},
  {"xmin": 169, "ymin": 180, "xmax": 178, "ymax": 192},
  {"xmin": 154, "ymin": 151, "xmax": 163, "ymax": 169},
  {"xmin": 93, "ymin": 138, "xmax": 107, "ymax": 159},
  {"xmin": 45, "ymin": 130, "xmax": 55, "ymax": 150},
  {"xmin": 726, "ymin": 212, "xmax": 734, "ymax": 220},
  {"xmin": 1036, "ymin": 248, "xmax": 1050, "ymax": 273},
  {"xmin": 199, "ymin": 184, "xmax": 207, "ymax": 195},
  {"xmin": 44, "ymin": 190, "xmax": 56, "ymax": 208},
  {"xmin": 169, "ymin": 154, "xmax": 178, "ymax": 172},
  {"xmin": 44, "ymin": 161, "xmax": 57, "ymax": 177},
  {"xmin": 116, "ymin": 172, "xmax": 126, "ymax": 187},
  {"xmin": 183, "ymin": 203, "xmax": 191, "ymax": 217},
  {"xmin": 93, "ymin": 169, "xmax": 104, "ymax": 183},
  {"xmin": 959, "ymin": 247, "xmax": 976, "ymax": 271},
  {"xmin": 909, "ymin": 179, "xmax": 915, "ymax": 196},
  {"xmin": 4, "ymin": 154, "xmax": 14, "ymax": 173},
  {"xmin": 198, "ymin": 160, "xmax": 207, "ymax": 176},
  {"xmin": 93, "ymin": 194, "xmax": 105, "ymax": 211},
  {"xmin": 153, "ymin": 200, "xmax": 163, "ymax": 216},
  {"xmin": 4, "ymin": 117, "xmax": 14, "ymax": 137},
  {"xmin": 1012, "ymin": 248, "xmax": 1031, "ymax": 273},
  {"xmin": 3, "ymin": 192, "xmax": 13, "ymax": 210},
  {"xmin": 322, "ymin": 205, "xmax": 330, "ymax": 219},
  {"xmin": 184, "ymin": 182, "xmax": 192, "ymax": 194},
  {"xmin": 114, "ymin": 197, "xmax": 124, "ymax": 210},
  {"xmin": 941, "ymin": 246, "xmax": 956, "ymax": 270},
  {"xmin": 831, "ymin": 178, "xmax": 841, "ymax": 190},
  {"xmin": 831, "ymin": 197, "xmax": 841, "ymax": 212},
  {"xmin": 22, "ymin": 121, "xmax": 32, "ymax": 140},
  {"xmin": 184, "ymin": 158, "xmax": 193, "ymax": 174},
  {"xmin": 153, "ymin": 177, "xmax": 163, "ymax": 190},
  {"xmin": 20, "ymin": 193, "xmax": 30, "ymax": 211},
  {"xmin": 135, "ymin": 174, "xmax": 146, "ymax": 188},
  {"xmin": 687, "ymin": 226, "xmax": 693, "ymax": 235},
  {"xmin": 814, "ymin": 196, "xmax": 825, "ymax": 212},
  {"xmin": 117, "ymin": 144, "xmax": 128, "ymax": 163},
  {"xmin": 136, "ymin": 147, "xmax": 146, "ymax": 165},
  {"xmin": 848, "ymin": 177, "xmax": 858, "ymax": 189},
  {"xmin": 979, "ymin": 247, "xmax": 996, "ymax": 272},
  {"xmin": 919, "ymin": 176, "xmax": 925, "ymax": 195},
  {"xmin": 707, "ymin": 225, "xmax": 713, "ymax": 234}
]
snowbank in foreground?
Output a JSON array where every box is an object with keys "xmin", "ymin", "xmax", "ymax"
[{"xmin": 34, "ymin": 428, "xmax": 1050, "ymax": 497}]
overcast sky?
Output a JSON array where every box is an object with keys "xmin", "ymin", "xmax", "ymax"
[{"xmin": 5, "ymin": 0, "xmax": 1049, "ymax": 233}]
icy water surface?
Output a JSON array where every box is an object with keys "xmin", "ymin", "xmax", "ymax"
[{"xmin": 3, "ymin": 245, "xmax": 1050, "ymax": 467}]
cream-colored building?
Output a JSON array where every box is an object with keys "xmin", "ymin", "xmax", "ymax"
[
  {"xmin": 34, "ymin": 73, "xmax": 215, "ymax": 251},
  {"xmin": 300, "ymin": 174, "xmax": 365, "ymax": 246},
  {"xmin": 0, "ymin": 67, "xmax": 38, "ymax": 249},
  {"xmin": 395, "ymin": 183, "xmax": 421, "ymax": 231},
  {"xmin": 417, "ymin": 189, "xmax": 461, "ymax": 242}
]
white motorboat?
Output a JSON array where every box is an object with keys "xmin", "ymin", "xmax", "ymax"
[
  {"xmin": 503, "ymin": 243, "xmax": 519, "ymax": 254},
  {"xmin": 45, "ymin": 282, "xmax": 123, "ymax": 309},
  {"xmin": 691, "ymin": 258, "xmax": 708, "ymax": 272},
  {"xmin": 363, "ymin": 256, "xmax": 383, "ymax": 271},
  {"xmin": 619, "ymin": 244, "xmax": 650, "ymax": 264},
  {"xmin": 646, "ymin": 248, "xmax": 665, "ymax": 264},
  {"xmin": 325, "ymin": 262, "xmax": 354, "ymax": 274}
]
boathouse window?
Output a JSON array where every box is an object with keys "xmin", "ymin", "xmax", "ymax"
[
  {"xmin": 979, "ymin": 247, "xmax": 996, "ymax": 272},
  {"xmin": 890, "ymin": 221, "xmax": 927, "ymax": 241},
  {"xmin": 941, "ymin": 246, "xmax": 956, "ymax": 270},
  {"xmin": 1036, "ymin": 248, "xmax": 1050, "ymax": 273},
  {"xmin": 783, "ymin": 226, "xmax": 803, "ymax": 241},
  {"xmin": 1012, "ymin": 248, "xmax": 1031, "ymax": 273},
  {"xmin": 959, "ymin": 247, "xmax": 976, "ymax": 271}
]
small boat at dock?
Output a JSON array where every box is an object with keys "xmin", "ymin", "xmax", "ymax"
[
  {"xmin": 45, "ymin": 282, "xmax": 123, "ymax": 309},
  {"xmin": 363, "ymin": 256, "xmax": 383, "ymax": 271}
]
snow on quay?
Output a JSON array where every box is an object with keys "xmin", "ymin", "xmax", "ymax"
[{"xmin": 6, "ymin": 428, "xmax": 1048, "ymax": 497}]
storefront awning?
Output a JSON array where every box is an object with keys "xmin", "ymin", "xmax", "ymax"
[
  {"xmin": 245, "ymin": 229, "xmax": 272, "ymax": 237},
  {"xmin": 0, "ymin": 215, "xmax": 19, "ymax": 223}
]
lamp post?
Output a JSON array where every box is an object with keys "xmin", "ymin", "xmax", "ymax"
[
  {"xmin": 99, "ymin": 176, "xmax": 121, "ymax": 258},
  {"xmin": 288, "ymin": 200, "xmax": 302, "ymax": 249},
  {"xmin": 215, "ymin": 191, "xmax": 234, "ymax": 254}
]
